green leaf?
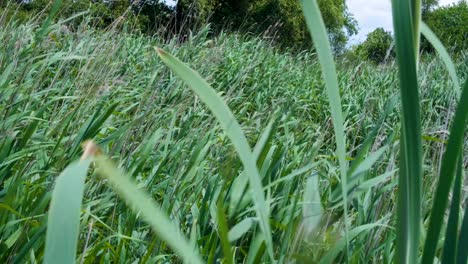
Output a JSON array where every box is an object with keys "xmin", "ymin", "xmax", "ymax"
[
  {"xmin": 441, "ymin": 158, "xmax": 463, "ymax": 264},
  {"xmin": 216, "ymin": 199, "xmax": 233, "ymax": 264},
  {"xmin": 422, "ymin": 78, "xmax": 468, "ymax": 263},
  {"xmin": 156, "ymin": 47, "xmax": 274, "ymax": 260},
  {"xmin": 229, "ymin": 118, "xmax": 275, "ymax": 216},
  {"xmin": 348, "ymin": 95, "xmax": 397, "ymax": 177},
  {"xmin": 94, "ymin": 155, "xmax": 203, "ymax": 264},
  {"xmin": 457, "ymin": 190, "xmax": 468, "ymax": 264},
  {"xmin": 391, "ymin": 0, "xmax": 423, "ymax": 262},
  {"xmin": 420, "ymin": 22, "xmax": 460, "ymax": 94},
  {"xmin": 331, "ymin": 146, "xmax": 389, "ymax": 205},
  {"xmin": 44, "ymin": 159, "xmax": 92, "ymax": 264},
  {"xmin": 302, "ymin": 173, "xmax": 323, "ymax": 236},
  {"xmin": 228, "ymin": 217, "xmax": 256, "ymax": 242},
  {"xmin": 35, "ymin": 0, "xmax": 62, "ymax": 43},
  {"xmin": 319, "ymin": 222, "xmax": 387, "ymax": 264},
  {"xmin": 300, "ymin": 0, "xmax": 350, "ymax": 257}
]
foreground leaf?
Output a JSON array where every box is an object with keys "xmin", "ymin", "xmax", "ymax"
[
  {"xmin": 156, "ymin": 47, "xmax": 274, "ymax": 260},
  {"xmin": 300, "ymin": 0, "xmax": 350, "ymax": 257},
  {"xmin": 391, "ymin": 0, "xmax": 423, "ymax": 262},
  {"xmin": 420, "ymin": 22, "xmax": 460, "ymax": 94},
  {"xmin": 44, "ymin": 159, "xmax": 92, "ymax": 264},
  {"xmin": 302, "ymin": 173, "xmax": 323, "ymax": 236},
  {"xmin": 422, "ymin": 78, "xmax": 468, "ymax": 263},
  {"xmin": 94, "ymin": 154, "xmax": 203, "ymax": 264}
]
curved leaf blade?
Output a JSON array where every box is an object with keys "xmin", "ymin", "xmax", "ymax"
[
  {"xmin": 420, "ymin": 22, "xmax": 460, "ymax": 94},
  {"xmin": 391, "ymin": 0, "xmax": 423, "ymax": 262},
  {"xmin": 44, "ymin": 159, "xmax": 92, "ymax": 264},
  {"xmin": 94, "ymin": 154, "xmax": 204, "ymax": 264},
  {"xmin": 156, "ymin": 47, "xmax": 274, "ymax": 260},
  {"xmin": 422, "ymin": 77, "xmax": 468, "ymax": 263},
  {"xmin": 300, "ymin": 0, "xmax": 350, "ymax": 257}
]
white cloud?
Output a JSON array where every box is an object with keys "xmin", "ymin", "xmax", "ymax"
[{"xmin": 347, "ymin": 0, "xmax": 460, "ymax": 45}]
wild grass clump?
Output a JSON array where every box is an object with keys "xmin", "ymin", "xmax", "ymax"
[{"xmin": 0, "ymin": 1, "xmax": 466, "ymax": 263}]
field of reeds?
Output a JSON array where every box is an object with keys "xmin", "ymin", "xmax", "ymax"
[{"xmin": 0, "ymin": 1, "xmax": 467, "ymax": 263}]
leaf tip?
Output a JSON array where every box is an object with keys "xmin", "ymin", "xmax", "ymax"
[
  {"xmin": 81, "ymin": 140, "xmax": 102, "ymax": 160},
  {"xmin": 155, "ymin": 47, "xmax": 167, "ymax": 57}
]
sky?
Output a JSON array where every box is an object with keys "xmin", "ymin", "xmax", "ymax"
[{"xmin": 347, "ymin": 0, "xmax": 460, "ymax": 45}]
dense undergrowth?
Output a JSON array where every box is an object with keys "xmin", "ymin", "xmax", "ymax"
[{"xmin": 0, "ymin": 12, "xmax": 467, "ymax": 263}]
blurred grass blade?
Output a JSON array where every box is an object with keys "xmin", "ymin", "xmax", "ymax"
[
  {"xmin": 156, "ymin": 47, "xmax": 274, "ymax": 260},
  {"xmin": 411, "ymin": 0, "xmax": 422, "ymax": 62},
  {"xmin": 13, "ymin": 225, "xmax": 46, "ymax": 264},
  {"xmin": 441, "ymin": 158, "xmax": 463, "ymax": 264},
  {"xmin": 228, "ymin": 217, "xmax": 256, "ymax": 242},
  {"xmin": 302, "ymin": 173, "xmax": 322, "ymax": 236},
  {"xmin": 457, "ymin": 192, "xmax": 468, "ymax": 263},
  {"xmin": 44, "ymin": 159, "xmax": 92, "ymax": 264},
  {"xmin": 35, "ymin": 0, "xmax": 62, "ymax": 43},
  {"xmin": 300, "ymin": 0, "xmax": 350, "ymax": 256},
  {"xmin": 216, "ymin": 199, "xmax": 233, "ymax": 264},
  {"xmin": 319, "ymin": 223, "xmax": 385, "ymax": 264},
  {"xmin": 348, "ymin": 95, "xmax": 397, "ymax": 176},
  {"xmin": 422, "ymin": 78, "xmax": 468, "ymax": 263},
  {"xmin": 391, "ymin": 0, "xmax": 423, "ymax": 263},
  {"xmin": 230, "ymin": 118, "xmax": 275, "ymax": 216},
  {"xmin": 93, "ymin": 151, "xmax": 204, "ymax": 264},
  {"xmin": 246, "ymin": 233, "xmax": 266, "ymax": 264},
  {"xmin": 420, "ymin": 22, "xmax": 460, "ymax": 94},
  {"xmin": 69, "ymin": 102, "xmax": 117, "ymax": 158}
]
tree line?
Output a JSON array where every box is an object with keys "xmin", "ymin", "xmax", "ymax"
[
  {"xmin": 1, "ymin": 0, "xmax": 356, "ymax": 52},
  {"xmin": 1, "ymin": 0, "xmax": 467, "ymax": 63}
]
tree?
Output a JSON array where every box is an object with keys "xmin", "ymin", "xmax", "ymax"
[
  {"xmin": 2, "ymin": 0, "xmax": 358, "ymax": 51},
  {"xmin": 175, "ymin": 0, "xmax": 357, "ymax": 52},
  {"xmin": 174, "ymin": 0, "xmax": 216, "ymax": 33},
  {"xmin": 424, "ymin": 1, "xmax": 468, "ymax": 52},
  {"xmin": 316, "ymin": 0, "xmax": 357, "ymax": 52},
  {"xmin": 422, "ymin": 0, "xmax": 439, "ymax": 16},
  {"xmin": 355, "ymin": 28, "xmax": 393, "ymax": 64}
]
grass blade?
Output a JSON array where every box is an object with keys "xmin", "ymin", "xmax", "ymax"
[
  {"xmin": 300, "ymin": 0, "xmax": 350, "ymax": 257},
  {"xmin": 411, "ymin": 0, "xmax": 422, "ymax": 62},
  {"xmin": 156, "ymin": 47, "xmax": 274, "ymax": 260},
  {"xmin": 216, "ymin": 199, "xmax": 233, "ymax": 264},
  {"xmin": 302, "ymin": 173, "xmax": 323, "ymax": 236},
  {"xmin": 441, "ymin": 158, "xmax": 463, "ymax": 264},
  {"xmin": 35, "ymin": 0, "xmax": 62, "ymax": 43},
  {"xmin": 420, "ymin": 22, "xmax": 460, "ymax": 94},
  {"xmin": 228, "ymin": 217, "xmax": 256, "ymax": 242},
  {"xmin": 91, "ymin": 146, "xmax": 204, "ymax": 264},
  {"xmin": 422, "ymin": 78, "xmax": 468, "ymax": 263},
  {"xmin": 391, "ymin": 0, "xmax": 423, "ymax": 263},
  {"xmin": 457, "ymin": 192, "xmax": 468, "ymax": 264},
  {"xmin": 44, "ymin": 159, "xmax": 92, "ymax": 264},
  {"xmin": 319, "ymin": 223, "xmax": 386, "ymax": 264}
]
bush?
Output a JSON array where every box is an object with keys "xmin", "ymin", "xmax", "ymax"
[
  {"xmin": 0, "ymin": 0, "xmax": 171, "ymax": 33},
  {"xmin": 355, "ymin": 28, "xmax": 393, "ymax": 64},
  {"xmin": 170, "ymin": 0, "xmax": 357, "ymax": 52},
  {"xmin": 423, "ymin": 1, "xmax": 468, "ymax": 53}
]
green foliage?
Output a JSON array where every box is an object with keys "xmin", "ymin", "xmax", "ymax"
[
  {"xmin": 215, "ymin": 0, "xmax": 357, "ymax": 51},
  {"xmin": 0, "ymin": 0, "xmax": 171, "ymax": 32},
  {"xmin": 316, "ymin": 0, "xmax": 357, "ymax": 52},
  {"xmin": 422, "ymin": 0, "xmax": 439, "ymax": 15},
  {"xmin": 355, "ymin": 28, "xmax": 394, "ymax": 64},
  {"xmin": 1, "ymin": 0, "xmax": 357, "ymax": 51},
  {"xmin": 249, "ymin": 0, "xmax": 311, "ymax": 48},
  {"xmin": 0, "ymin": 4, "xmax": 467, "ymax": 263},
  {"xmin": 423, "ymin": 1, "xmax": 468, "ymax": 52}
]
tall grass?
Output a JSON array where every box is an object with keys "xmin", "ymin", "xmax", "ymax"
[{"xmin": 0, "ymin": 1, "xmax": 466, "ymax": 263}]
